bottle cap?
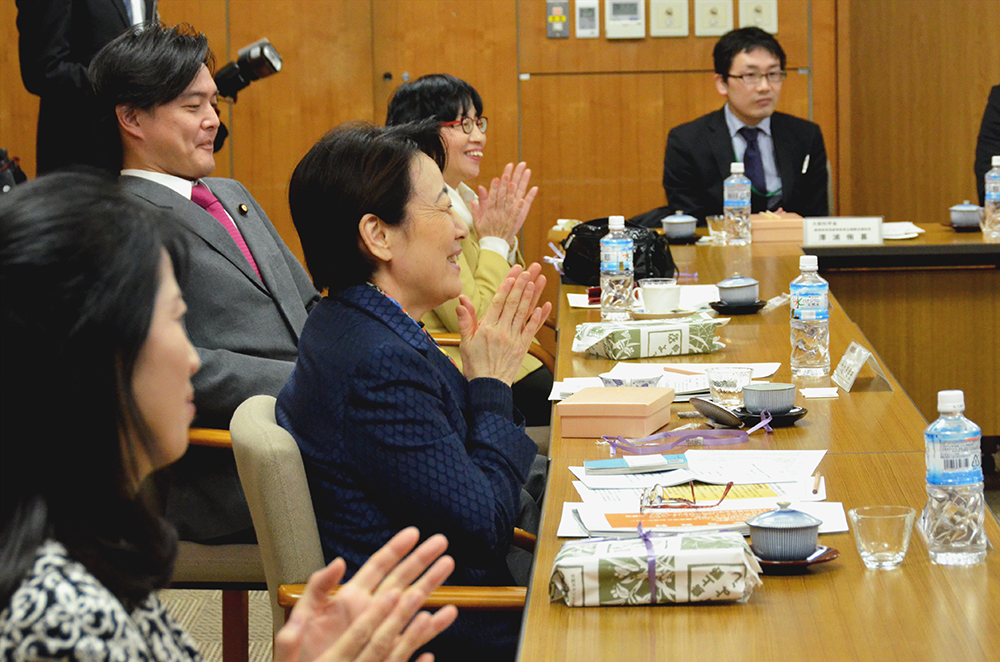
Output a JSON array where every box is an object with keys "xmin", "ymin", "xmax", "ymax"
[
  {"xmin": 730, "ymin": 162, "xmax": 745, "ymax": 174},
  {"xmin": 608, "ymin": 215, "xmax": 625, "ymax": 229},
  {"xmin": 799, "ymin": 255, "xmax": 818, "ymax": 271},
  {"xmin": 993, "ymin": 155, "xmax": 1000, "ymax": 166},
  {"xmin": 937, "ymin": 389, "xmax": 965, "ymax": 412}
]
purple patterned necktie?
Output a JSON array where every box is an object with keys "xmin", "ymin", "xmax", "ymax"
[
  {"xmin": 191, "ymin": 182, "xmax": 261, "ymax": 279},
  {"xmin": 739, "ymin": 126, "xmax": 767, "ymax": 195}
]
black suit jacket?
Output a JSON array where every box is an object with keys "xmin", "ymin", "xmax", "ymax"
[
  {"xmin": 16, "ymin": 0, "xmax": 156, "ymax": 174},
  {"xmin": 662, "ymin": 107, "xmax": 829, "ymax": 222},
  {"xmin": 975, "ymin": 85, "xmax": 1000, "ymax": 206}
]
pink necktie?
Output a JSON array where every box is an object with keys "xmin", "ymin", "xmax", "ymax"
[{"xmin": 191, "ymin": 182, "xmax": 261, "ymax": 279}]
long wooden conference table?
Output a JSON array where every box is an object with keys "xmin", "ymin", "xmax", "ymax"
[{"xmin": 516, "ymin": 237, "xmax": 999, "ymax": 661}]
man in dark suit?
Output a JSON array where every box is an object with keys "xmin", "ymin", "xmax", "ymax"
[
  {"xmin": 662, "ymin": 27, "xmax": 828, "ymax": 223},
  {"xmin": 975, "ymin": 85, "xmax": 1000, "ymax": 207},
  {"xmin": 16, "ymin": 0, "xmax": 156, "ymax": 174},
  {"xmin": 88, "ymin": 23, "xmax": 320, "ymax": 542}
]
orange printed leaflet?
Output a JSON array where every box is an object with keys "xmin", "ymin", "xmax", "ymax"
[{"xmin": 605, "ymin": 508, "xmax": 772, "ymax": 529}]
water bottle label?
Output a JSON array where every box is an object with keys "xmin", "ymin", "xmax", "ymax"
[
  {"xmin": 790, "ymin": 291, "xmax": 829, "ymax": 320},
  {"xmin": 925, "ymin": 433, "xmax": 982, "ymax": 484},
  {"xmin": 986, "ymin": 191, "xmax": 1000, "ymax": 201},
  {"xmin": 600, "ymin": 243, "xmax": 633, "ymax": 272}
]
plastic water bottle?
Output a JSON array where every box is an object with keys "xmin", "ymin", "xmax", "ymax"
[
  {"xmin": 723, "ymin": 162, "xmax": 752, "ymax": 245},
  {"xmin": 984, "ymin": 155, "xmax": 1000, "ymax": 240},
  {"xmin": 789, "ymin": 255, "xmax": 830, "ymax": 377},
  {"xmin": 919, "ymin": 390, "xmax": 986, "ymax": 565},
  {"xmin": 600, "ymin": 215, "xmax": 633, "ymax": 321}
]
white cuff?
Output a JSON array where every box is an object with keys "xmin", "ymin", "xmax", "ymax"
[{"xmin": 479, "ymin": 236, "xmax": 513, "ymax": 263}]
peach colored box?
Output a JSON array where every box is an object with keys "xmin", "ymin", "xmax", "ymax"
[
  {"xmin": 557, "ymin": 387, "xmax": 675, "ymax": 438},
  {"xmin": 750, "ymin": 216, "xmax": 804, "ymax": 243}
]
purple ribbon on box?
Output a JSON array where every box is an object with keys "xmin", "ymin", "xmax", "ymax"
[
  {"xmin": 601, "ymin": 410, "xmax": 773, "ymax": 456},
  {"xmin": 637, "ymin": 523, "xmax": 658, "ymax": 605}
]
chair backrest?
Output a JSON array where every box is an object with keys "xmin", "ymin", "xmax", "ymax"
[{"xmin": 230, "ymin": 395, "xmax": 325, "ymax": 634}]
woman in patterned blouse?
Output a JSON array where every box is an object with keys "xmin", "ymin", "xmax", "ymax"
[{"xmin": 0, "ymin": 172, "xmax": 457, "ymax": 661}]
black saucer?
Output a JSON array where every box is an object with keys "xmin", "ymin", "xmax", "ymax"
[
  {"xmin": 732, "ymin": 406, "xmax": 808, "ymax": 427},
  {"xmin": 666, "ymin": 234, "xmax": 700, "ymax": 245},
  {"xmin": 710, "ymin": 300, "xmax": 766, "ymax": 315}
]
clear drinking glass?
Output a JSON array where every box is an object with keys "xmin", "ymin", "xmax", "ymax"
[{"xmin": 848, "ymin": 506, "xmax": 916, "ymax": 570}]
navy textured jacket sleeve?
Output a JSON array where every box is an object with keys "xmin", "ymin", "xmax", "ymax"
[{"xmin": 277, "ymin": 286, "xmax": 537, "ymax": 587}]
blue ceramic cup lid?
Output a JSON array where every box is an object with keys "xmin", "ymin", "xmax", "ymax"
[
  {"xmin": 665, "ymin": 211, "xmax": 697, "ymax": 224},
  {"xmin": 717, "ymin": 275, "xmax": 759, "ymax": 288},
  {"xmin": 949, "ymin": 200, "xmax": 981, "ymax": 211},
  {"xmin": 746, "ymin": 502, "xmax": 822, "ymax": 529}
]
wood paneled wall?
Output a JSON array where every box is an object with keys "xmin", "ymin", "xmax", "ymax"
[{"xmin": 839, "ymin": 0, "xmax": 1000, "ymax": 222}]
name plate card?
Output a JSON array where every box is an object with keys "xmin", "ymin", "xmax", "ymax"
[
  {"xmin": 832, "ymin": 341, "xmax": 893, "ymax": 392},
  {"xmin": 803, "ymin": 217, "xmax": 883, "ymax": 247}
]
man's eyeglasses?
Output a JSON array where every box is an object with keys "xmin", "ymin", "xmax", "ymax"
[
  {"xmin": 441, "ymin": 116, "xmax": 488, "ymax": 134},
  {"xmin": 639, "ymin": 481, "xmax": 734, "ymax": 513},
  {"xmin": 727, "ymin": 71, "xmax": 787, "ymax": 86}
]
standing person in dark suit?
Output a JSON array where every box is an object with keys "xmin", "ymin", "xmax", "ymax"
[
  {"xmin": 662, "ymin": 27, "xmax": 828, "ymax": 223},
  {"xmin": 88, "ymin": 22, "xmax": 320, "ymax": 543},
  {"xmin": 16, "ymin": 0, "xmax": 156, "ymax": 174},
  {"xmin": 974, "ymin": 85, "xmax": 1000, "ymax": 206}
]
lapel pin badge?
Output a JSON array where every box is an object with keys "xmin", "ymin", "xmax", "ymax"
[{"xmin": 238, "ymin": 204, "xmax": 249, "ymax": 215}]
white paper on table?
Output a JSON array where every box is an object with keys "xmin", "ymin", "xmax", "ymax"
[
  {"xmin": 567, "ymin": 285, "xmax": 720, "ymax": 310},
  {"xmin": 570, "ymin": 450, "xmax": 826, "ymax": 489},
  {"xmin": 557, "ymin": 502, "xmax": 590, "ymax": 537},
  {"xmin": 678, "ymin": 284, "xmax": 720, "ymax": 309},
  {"xmin": 570, "ymin": 465, "xmax": 701, "ymax": 489},
  {"xmin": 566, "ymin": 501, "xmax": 848, "ymax": 537},
  {"xmin": 608, "ymin": 362, "xmax": 780, "ymax": 380},
  {"xmin": 571, "ymin": 477, "xmax": 827, "ymax": 505},
  {"xmin": 684, "ymin": 450, "xmax": 826, "ymax": 484},
  {"xmin": 548, "ymin": 376, "xmax": 603, "ymax": 401},
  {"xmin": 566, "ymin": 293, "xmax": 600, "ymax": 308}
]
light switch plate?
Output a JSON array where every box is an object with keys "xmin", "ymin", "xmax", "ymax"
[
  {"xmin": 649, "ymin": 0, "xmax": 689, "ymax": 37},
  {"xmin": 694, "ymin": 0, "xmax": 734, "ymax": 37},
  {"xmin": 546, "ymin": 0, "xmax": 570, "ymax": 39},
  {"xmin": 575, "ymin": 0, "xmax": 600, "ymax": 38},
  {"xmin": 739, "ymin": 0, "xmax": 778, "ymax": 33}
]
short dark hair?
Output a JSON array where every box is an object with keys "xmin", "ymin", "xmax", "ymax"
[
  {"xmin": 713, "ymin": 27, "xmax": 786, "ymax": 80},
  {"xmin": 288, "ymin": 122, "xmax": 446, "ymax": 292},
  {"xmin": 0, "ymin": 172, "xmax": 182, "ymax": 610},
  {"xmin": 88, "ymin": 22, "xmax": 213, "ymax": 167},
  {"xmin": 385, "ymin": 74, "xmax": 484, "ymax": 126}
]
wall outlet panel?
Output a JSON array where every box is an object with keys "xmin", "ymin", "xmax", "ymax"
[
  {"xmin": 694, "ymin": 0, "xmax": 734, "ymax": 37},
  {"xmin": 739, "ymin": 0, "xmax": 778, "ymax": 33},
  {"xmin": 650, "ymin": 0, "xmax": 689, "ymax": 37}
]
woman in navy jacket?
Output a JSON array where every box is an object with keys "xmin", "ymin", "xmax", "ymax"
[{"xmin": 279, "ymin": 122, "xmax": 551, "ymax": 662}]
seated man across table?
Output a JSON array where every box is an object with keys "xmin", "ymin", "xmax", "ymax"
[
  {"xmin": 662, "ymin": 27, "xmax": 829, "ymax": 223},
  {"xmin": 88, "ymin": 23, "xmax": 320, "ymax": 543},
  {"xmin": 974, "ymin": 85, "xmax": 1000, "ymax": 206}
]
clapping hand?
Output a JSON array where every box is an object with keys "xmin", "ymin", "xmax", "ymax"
[
  {"xmin": 456, "ymin": 263, "xmax": 552, "ymax": 385},
  {"xmin": 470, "ymin": 162, "xmax": 539, "ymax": 246},
  {"xmin": 273, "ymin": 527, "xmax": 457, "ymax": 662}
]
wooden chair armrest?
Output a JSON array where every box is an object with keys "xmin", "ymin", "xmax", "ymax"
[
  {"xmin": 512, "ymin": 527, "xmax": 537, "ymax": 552},
  {"xmin": 278, "ymin": 583, "xmax": 526, "ymax": 612},
  {"xmin": 429, "ymin": 333, "xmax": 555, "ymax": 374},
  {"xmin": 189, "ymin": 427, "xmax": 233, "ymax": 449}
]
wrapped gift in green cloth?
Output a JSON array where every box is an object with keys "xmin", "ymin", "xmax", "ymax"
[
  {"xmin": 549, "ymin": 530, "xmax": 762, "ymax": 607},
  {"xmin": 572, "ymin": 314, "xmax": 726, "ymax": 359}
]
